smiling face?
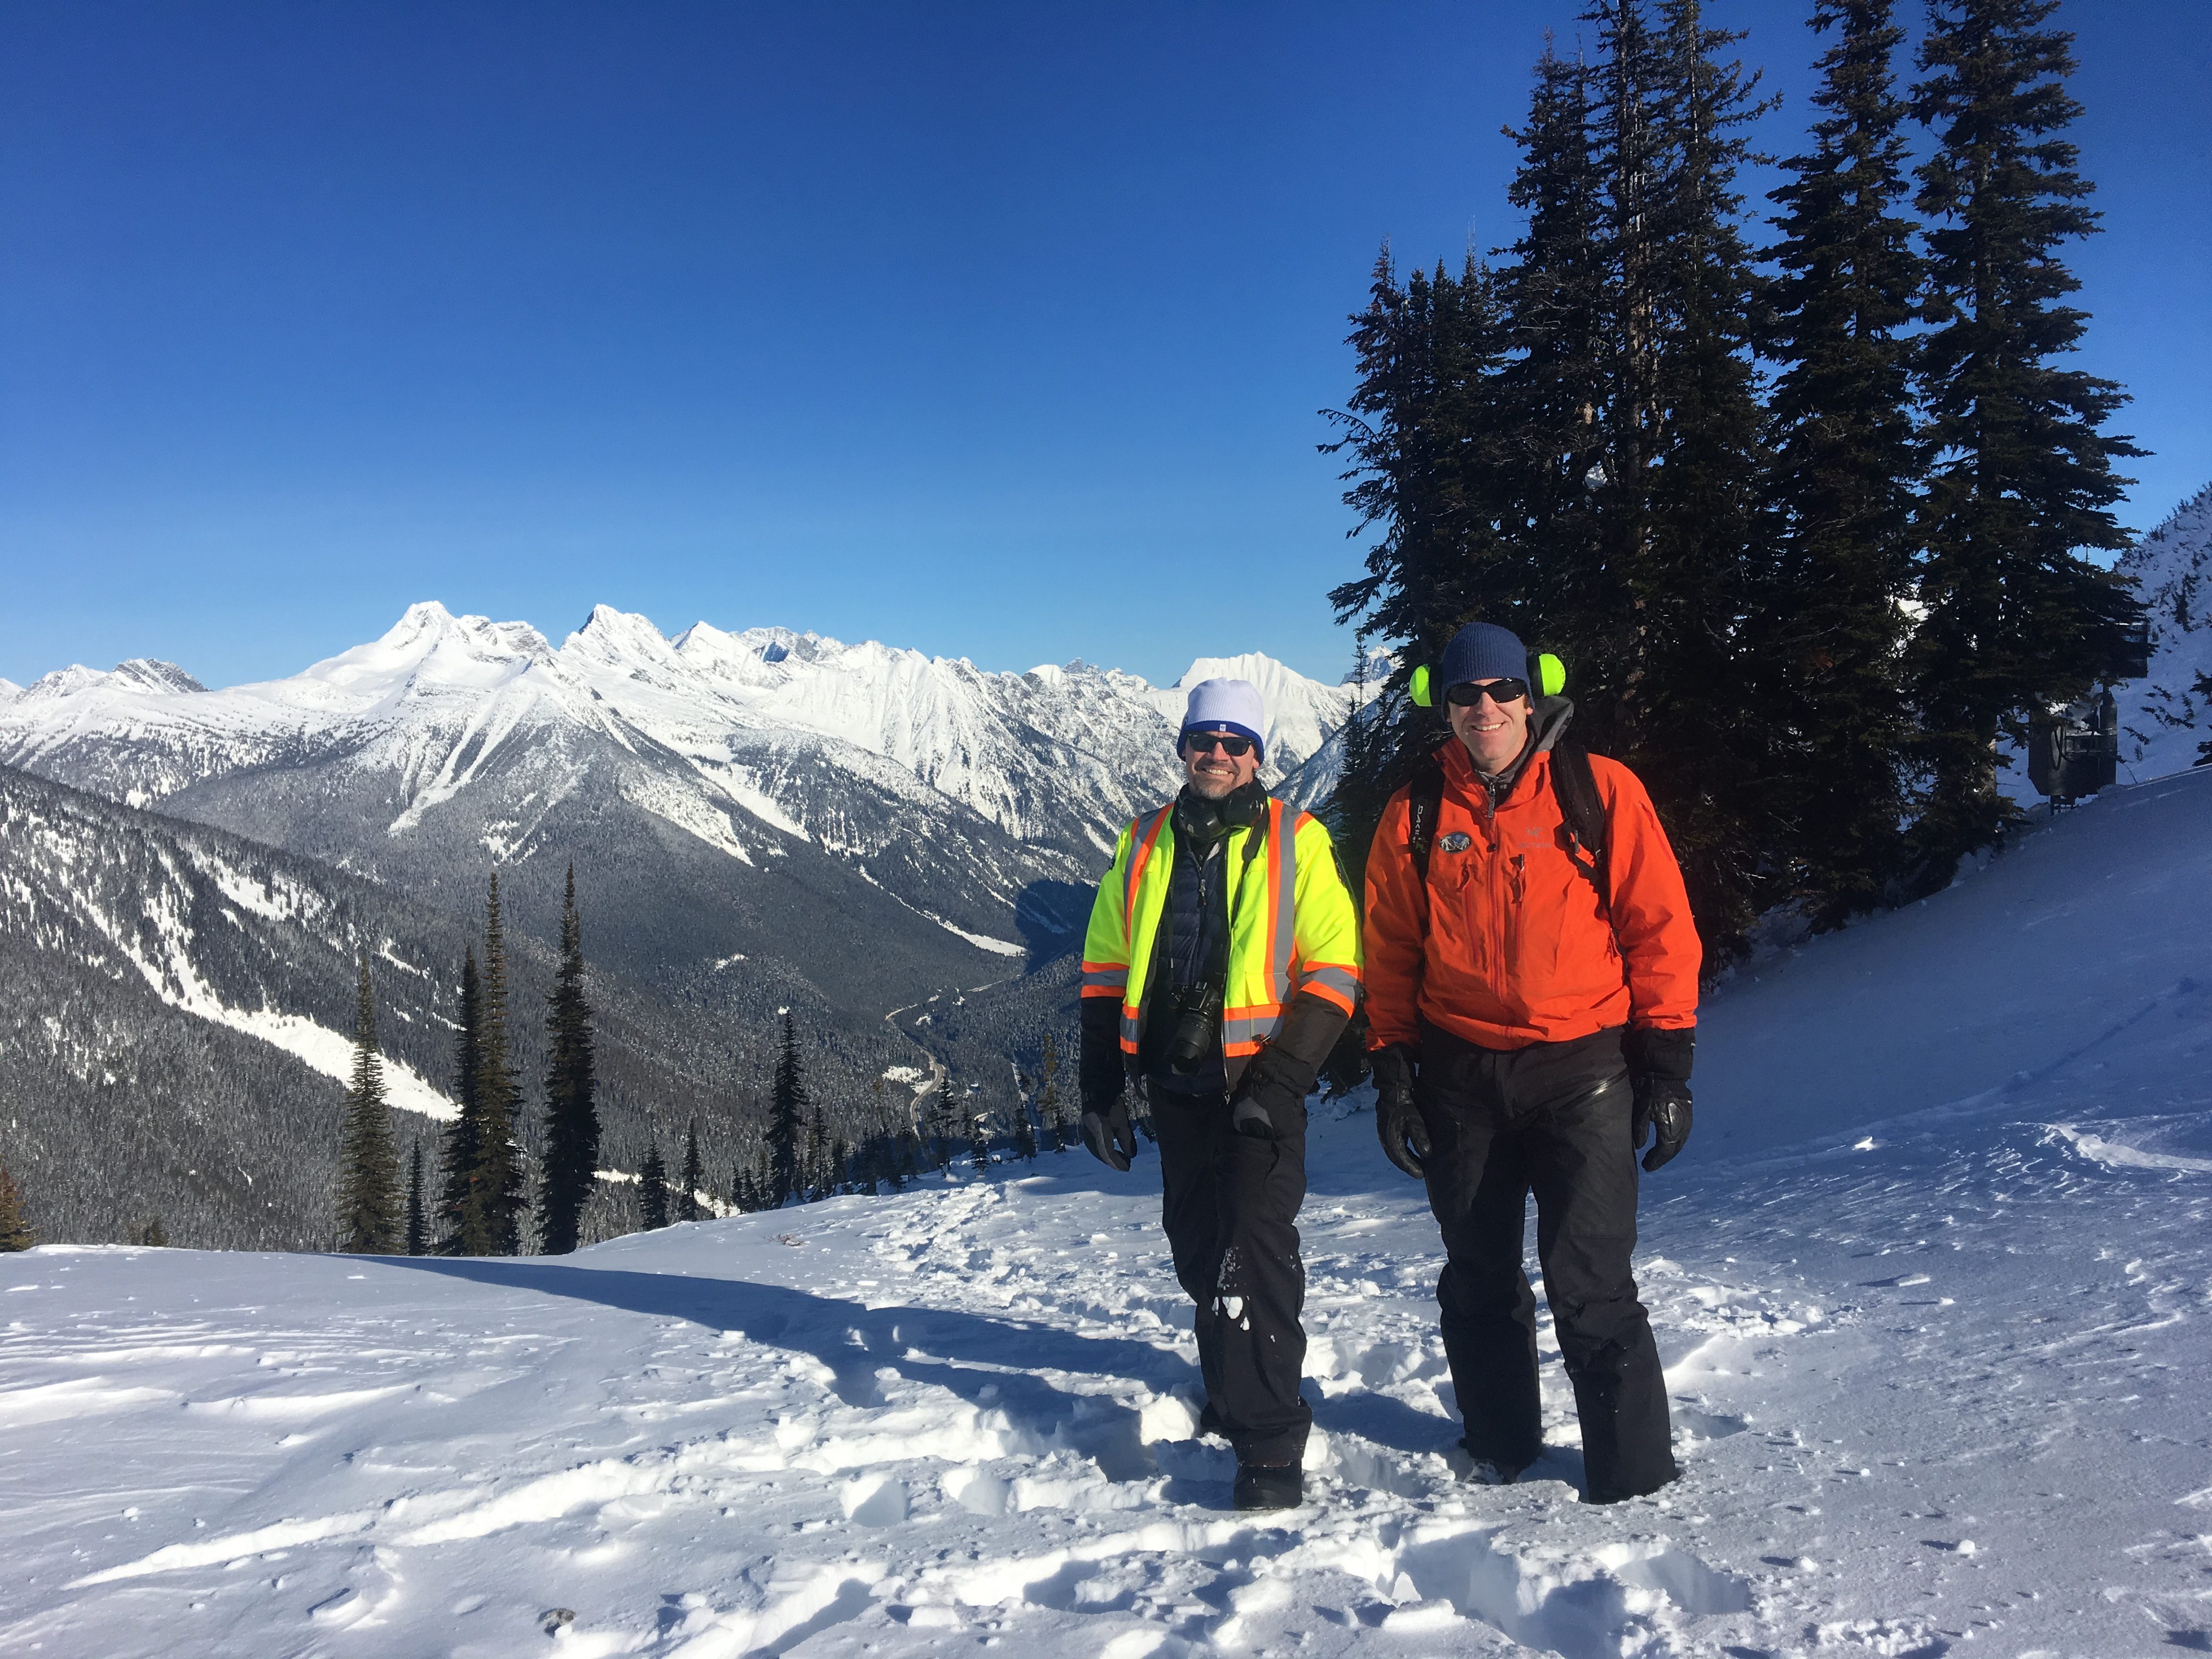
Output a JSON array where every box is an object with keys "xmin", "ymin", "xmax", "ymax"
[
  {"xmin": 1447, "ymin": 680, "xmax": 1532, "ymax": 774},
  {"xmin": 1181, "ymin": 727, "xmax": 1261, "ymax": 799}
]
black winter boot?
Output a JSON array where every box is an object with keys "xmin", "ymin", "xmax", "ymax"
[{"xmin": 1232, "ymin": 1463, "xmax": 1303, "ymax": 1511}]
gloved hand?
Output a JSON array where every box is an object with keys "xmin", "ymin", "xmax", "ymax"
[
  {"xmin": 1624, "ymin": 1026, "xmax": 1694, "ymax": 1173},
  {"xmin": 1371, "ymin": 1043, "xmax": 1429, "ymax": 1180},
  {"xmin": 1230, "ymin": 1044, "xmax": 1311, "ymax": 1142},
  {"xmin": 1081, "ymin": 1094, "xmax": 1138, "ymax": 1171},
  {"xmin": 1631, "ymin": 1079, "xmax": 1692, "ymax": 1172}
]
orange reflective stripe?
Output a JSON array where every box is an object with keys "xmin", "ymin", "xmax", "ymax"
[
  {"xmin": 1080, "ymin": 959, "xmax": 1128, "ymax": 998},
  {"xmin": 1124, "ymin": 806, "xmax": 1171, "ymax": 929}
]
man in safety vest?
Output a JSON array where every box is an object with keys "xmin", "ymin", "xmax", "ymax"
[
  {"xmin": 1079, "ymin": 676, "xmax": 1362, "ymax": 1511},
  {"xmin": 1363, "ymin": 622, "xmax": 1700, "ymax": 1504}
]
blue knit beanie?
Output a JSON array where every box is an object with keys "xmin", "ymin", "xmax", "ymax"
[
  {"xmin": 1437, "ymin": 623, "xmax": 1530, "ymax": 697},
  {"xmin": 1178, "ymin": 678, "xmax": 1266, "ymax": 761}
]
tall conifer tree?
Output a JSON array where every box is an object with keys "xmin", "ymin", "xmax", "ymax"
[
  {"xmin": 336, "ymin": 953, "xmax": 402, "ymax": 1254},
  {"xmin": 676, "ymin": 1119, "xmax": 704, "ymax": 1223},
  {"xmin": 1324, "ymin": 250, "xmax": 1515, "ymax": 879},
  {"xmin": 1906, "ymin": 0, "xmax": 2142, "ymax": 881},
  {"xmin": 1498, "ymin": 40, "xmax": 1609, "ymax": 636},
  {"xmin": 468, "ymin": 872, "xmax": 527, "ymax": 1254},
  {"xmin": 536, "ymin": 865, "xmax": 599, "ymax": 1254},
  {"xmin": 436, "ymin": 947, "xmax": 483, "ymax": 1254},
  {"xmin": 638, "ymin": 1141, "xmax": 669, "ymax": 1231},
  {"xmin": 766, "ymin": 1013, "xmax": 807, "ymax": 1209},
  {"xmin": 1757, "ymin": 0, "xmax": 1925, "ymax": 924},
  {"xmin": 405, "ymin": 1139, "xmax": 427, "ymax": 1256},
  {"xmin": 1037, "ymin": 1034, "xmax": 1070, "ymax": 1154},
  {"xmin": 1583, "ymin": 0, "xmax": 1776, "ymax": 955}
]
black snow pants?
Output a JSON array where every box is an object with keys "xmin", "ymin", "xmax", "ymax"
[
  {"xmin": 1415, "ymin": 1019, "xmax": 1677, "ymax": 1503},
  {"xmin": 1151, "ymin": 1085, "xmax": 1311, "ymax": 1467}
]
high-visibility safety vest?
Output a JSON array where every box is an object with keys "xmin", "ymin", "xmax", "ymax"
[{"xmin": 1080, "ymin": 796, "xmax": 1362, "ymax": 1061}]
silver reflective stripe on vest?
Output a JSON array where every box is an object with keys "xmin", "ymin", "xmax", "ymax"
[
  {"xmin": 1270, "ymin": 805, "xmax": 1299, "ymax": 1000},
  {"xmin": 1219, "ymin": 1011, "xmax": 1278, "ymax": 1048},
  {"xmin": 1081, "ymin": 964, "xmax": 1128, "ymax": 993},
  {"xmin": 1298, "ymin": 962, "xmax": 1359, "ymax": 1006}
]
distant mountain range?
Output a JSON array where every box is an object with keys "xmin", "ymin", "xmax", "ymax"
[{"xmin": 0, "ymin": 605, "xmax": 1366, "ymax": 1245}]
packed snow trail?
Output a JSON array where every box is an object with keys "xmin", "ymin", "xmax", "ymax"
[{"xmin": 3, "ymin": 770, "xmax": 2208, "ymax": 1657}]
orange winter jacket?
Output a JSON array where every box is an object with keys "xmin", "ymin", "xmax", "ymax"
[{"xmin": 1362, "ymin": 734, "xmax": 1701, "ymax": 1052}]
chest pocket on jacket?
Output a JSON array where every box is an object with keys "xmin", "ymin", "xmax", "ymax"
[{"xmin": 1522, "ymin": 828, "xmax": 1619, "ymax": 994}]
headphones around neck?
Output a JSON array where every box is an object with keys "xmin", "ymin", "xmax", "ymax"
[{"xmin": 1407, "ymin": 652, "xmax": 1567, "ymax": 708}]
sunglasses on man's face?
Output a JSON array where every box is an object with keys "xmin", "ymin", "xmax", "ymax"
[
  {"xmin": 1183, "ymin": 732, "xmax": 1254, "ymax": 758},
  {"xmin": 1446, "ymin": 678, "xmax": 1530, "ymax": 708}
]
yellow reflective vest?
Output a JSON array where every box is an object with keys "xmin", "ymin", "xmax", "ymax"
[{"xmin": 1081, "ymin": 795, "xmax": 1362, "ymax": 1064}]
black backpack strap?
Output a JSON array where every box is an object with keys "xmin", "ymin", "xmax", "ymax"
[
  {"xmin": 1406, "ymin": 757, "xmax": 1447, "ymax": 882},
  {"xmin": 1550, "ymin": 743, "xmax": 1611, "ymax": 913}
]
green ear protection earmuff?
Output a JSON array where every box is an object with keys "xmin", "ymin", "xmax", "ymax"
[{"xmin": 1409, "ymin": 652, "xmax": 1566, "ymax": 707}]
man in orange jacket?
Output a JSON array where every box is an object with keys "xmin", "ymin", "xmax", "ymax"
[{"xmin": 1363, "ymin": 620, "xmax": 1699, "ymax": 1503}]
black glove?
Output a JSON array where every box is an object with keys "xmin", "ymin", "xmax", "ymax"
[
  {"xmin": 1631, "ymin": 1079, "xmax": 1692, "ymax": 1172},
  {"xmin": 1371, "ymin": 1043, "xmax": 1429, "ymax": 1180},
  {"xmin": 1624, "ymin": 1026, "xmax": 1694, "ymax": 1173},
  {"xmin": 1081, "ymin": 1094, "xmax": 1138, "ymax": 1171},
  {"xmin": 1229, "ymin": 1044, "xmax": 1312, "ymax": 1142}
]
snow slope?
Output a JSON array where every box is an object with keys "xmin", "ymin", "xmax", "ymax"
[{"xmin": 4, "ymin": 773, "xmax": 2208, "ymax": 1657}]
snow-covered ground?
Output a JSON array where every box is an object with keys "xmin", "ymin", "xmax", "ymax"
[{"xmin": 6, "ymin": 769, "xmax": 2209, "ymax": 1658}]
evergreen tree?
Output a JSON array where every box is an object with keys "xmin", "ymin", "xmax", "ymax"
[
  {"xmin": 1010, "ymin": 1091, "xmax": 1039, "ymax": 1164},
  {"xmin": 535, "ymin": 865, "xmax": 599, "ymax": 1255},
  {"xmin": 435, "ymin": 947, "xmax": 483, "ymax": 1254},
  {"xmin": 0, "ymin": 1163, "xmax": 35, "ymax": 1251},
  {"xmin": 1755, "ymin": 0, "xmax": 1925, "ymax": 926},
  {"xmin": 675, "ymin": 1119, "xmax": 704, "ymax": 1223},
  {"xmin": 1588, "ymin": 0, "xmax": 1778, "ymax": 957},
  {"xmin": 830, "ymin": 1136, "xmax": 851, "ymax": 1196},
  {"xmin": 1906, "ymin": 0, "xmax": 2143, "ymax": 882},
  {"xmin": 730, "ymin": 1153, "xmax": 758, "ymax": 1215},
  {"xmin": 468, "ymin": 872, "xmax": 527, "ymax": 1255},
  {"xmin": 405, "ymin": 1139, "xmax": 427, "ymax": 1257},
  {"xmin": 336, "ymin": 952, "xmax": 402, "ymax": 1254},
  {"xmin": 1037, "ymin": 1034, "xmax": 1071, "ymax": 1154},
  {"xmin": 136, "ymin": 1216, "xmax": 168, "ymax": 1248},
  {"xmin": 1324, "ymin": 249, "xmax": 1518, "ymax": 879},
  {"xmin": 968, "ymin": 1108, "xmax": 993, "ymax": 1175},
  {"xmin": 1497, "ymin": 38, "xmax": 1610, "ymax": 641},
  {"xmin": 766, "ymin": 1013, "xmax": 808, "ymax": 1209},
  {"xmin": 639, "ymin": 1141, "xmax": 669, "ymax": 1231}
]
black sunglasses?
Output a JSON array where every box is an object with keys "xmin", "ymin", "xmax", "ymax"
[
  {"xmin": 1446, "ymin": 678, "xmax": 1530, "ymax": 707},
  {"xmin": 1182, "ymin": 731, "xmax": 1254, "ymax": 757}
]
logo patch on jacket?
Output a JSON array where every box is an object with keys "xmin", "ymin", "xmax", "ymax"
[{"xmin": 1437, "ymin": 831, "xmax": 1472, "ymax": 854}]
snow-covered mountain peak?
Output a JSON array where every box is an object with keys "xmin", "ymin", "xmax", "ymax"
[
  {"xmin": 296, "ymin": 602, "xmax": 556, "ymax": 704},
  {"xmin": 20, "ymin": 664, "xmax": 115, "ymax": 703},
  {"xmin": 113, "ymin": 659, "xmax": 207, "ymax": 695},
  {"xmin": 2116, "ymin": 482, "xmax": 2212, "ymax": 776}
]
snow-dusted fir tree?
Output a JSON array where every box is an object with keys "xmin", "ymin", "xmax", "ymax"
[
  {"xmin": 536, "ymin": 865, "xmax": 599, "ymax": 1255},
  {"xmin": 639, "ymin": 1141, "xmax": 669, "ymax": 1230},
  {"xmin": 336, "ymin": 953, "xmax": 402, "ymax": 1254},
  {"xmin": 0, "ymin": 1163, "xmax": 35, "ymax": 1251},
  {"xmin": 676, "ymin": 1120, "xmax": 704, "ymax": 1223}
]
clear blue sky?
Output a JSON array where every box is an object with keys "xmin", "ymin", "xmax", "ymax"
[{"xmin": 3, "ymin": 1, "xmax": 2205, "ymax": 691}]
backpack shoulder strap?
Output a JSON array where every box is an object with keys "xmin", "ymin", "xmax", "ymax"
[
  {"xmin": 1549, "ymin": 743, "xmax": 1612, "ymax": 913},
  {"xmin": 1405, "ymin": 757, "xmax": 1447, "ymax": 883}
]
